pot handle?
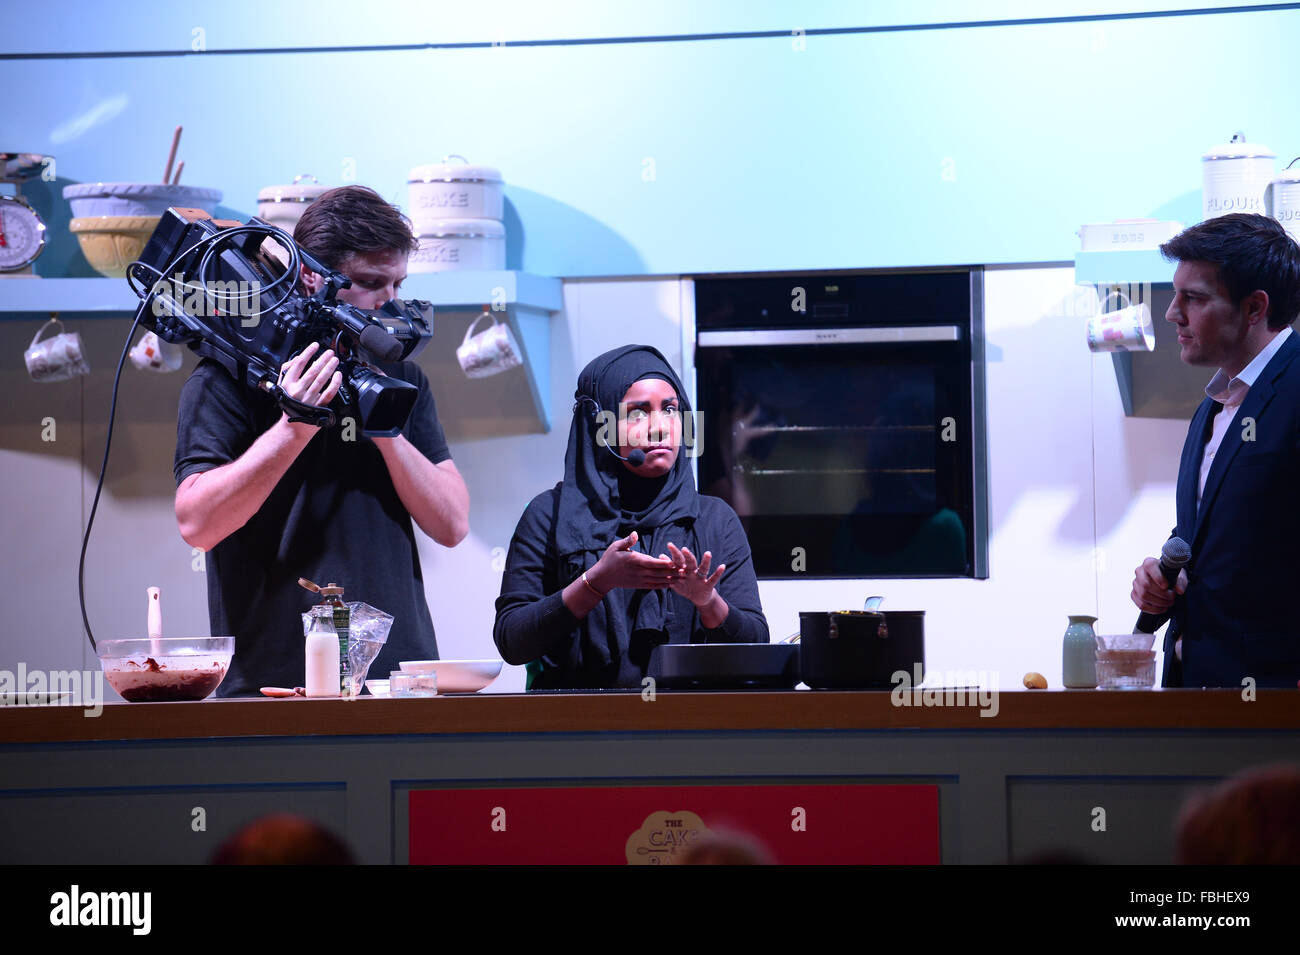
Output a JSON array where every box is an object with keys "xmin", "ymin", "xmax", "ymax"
[{"xmin": 863, "ymin": 596, "xmax": 888, "ymax": 638}]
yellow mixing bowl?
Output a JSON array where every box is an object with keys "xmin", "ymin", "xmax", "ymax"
[{"xmin": 69, "ymin": 215, "xmax": 161, "ymax": 278}]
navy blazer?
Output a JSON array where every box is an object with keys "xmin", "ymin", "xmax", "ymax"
[{"xmin": 1164, "ymin": 330, "xmax": 1300, "ymax": 688}]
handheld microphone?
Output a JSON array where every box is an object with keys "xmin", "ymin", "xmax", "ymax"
[
  {"xmin": 574, "ymin": 395, "xmax": 647, "ymax": 466},
  {"xmin": 1134, "ymin": 536, "xmax": 1191, "ymax": 634}
]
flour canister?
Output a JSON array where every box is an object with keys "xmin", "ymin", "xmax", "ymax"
[
  {"xmin": 408, "ymin": 157, "xmax": 504, "ymax": 221},
  {"xmin": 1202, "ymin": 134, "xmax": 1275, "ymax": 221},
  {"xmin": 409, "ymin": 218, "xmax": 506, "ymax": 273},
  {"xmin": 1267, "ymin": 160, "xmax": 1300, "ymax": 243}
]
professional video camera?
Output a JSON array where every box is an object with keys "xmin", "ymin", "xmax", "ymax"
[{"xmin": 126, "ymin": 207, "xmax": 433, "ymax": 437}]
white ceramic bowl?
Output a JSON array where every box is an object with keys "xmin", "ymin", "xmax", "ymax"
[
  {"xmin": 398, "ymin": 659, "xmax": 503, "ymax": 693},
  {"xmin": 364, "ymin": 679, "xmax": 390, "ymax": 697},
  {"xmin": 63, "ymin": 182, "xmax": 222, "ymax": 218}
]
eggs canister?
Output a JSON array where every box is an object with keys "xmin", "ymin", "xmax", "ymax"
[{"xmin": 1202, "ymin": 133, "xmax": 1275, "ymax": 221}]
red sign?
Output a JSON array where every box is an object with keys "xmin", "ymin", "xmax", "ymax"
[{"xmin": 409, "ymin": 784, "xmax": 939, "ymax": 864}]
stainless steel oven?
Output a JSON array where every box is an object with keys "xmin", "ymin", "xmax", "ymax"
[{"xmin": 690, "ymin": 269, "xmax": 988, "ymax": 579}]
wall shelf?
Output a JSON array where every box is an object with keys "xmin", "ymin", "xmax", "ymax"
[
  {"xmin": 1074, "ymin": 250, "xmax": 1174, "ymax": 286},
  {"xmin": 1074, "ymin": 249, "xmax": 1203, "ymax": 420},
  {"xmin": 0, "ymin": 277, "xmax": 140, "ymax": 320},
  {"xmin": 0, "ymin": 271, "xmax": 563, "ymax": 319},
  {"xmin": 400, "ymin": 271, "xmax": 563, "ymax": 435},
  {"xmin": 0, "ymin": 271, "xmax": 565, "ymax": 435}
]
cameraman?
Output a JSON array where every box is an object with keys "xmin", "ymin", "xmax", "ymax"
[{"xmin": 173, "ymin": 185, "xmax": 469, "ymax": 696}]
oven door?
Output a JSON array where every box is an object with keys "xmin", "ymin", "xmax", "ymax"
[{"xmin": 694, "ymin": 325, "xmax": 986, "ymax": 579}]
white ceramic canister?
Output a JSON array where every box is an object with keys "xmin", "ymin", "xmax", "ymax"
[
  {"xmin": 408, "ymin": 156, "xmax": 504, "ymax": 221},
  {"xmin": 1266, "ymin": 160, "xmax": 1300, "ymax": 243},
  {"xmin": 256, "ymin": 174, "xmax": 329, "ymax": 231},
  {"xmin": 1078, "ymin": 219, "xmax": 1184, "ymax": 252},
  {"xmin": 1202, "ymin": 133, "xmax": 1275, "ymax": 221},
  {"xmin": 409, "ymin": 218, "xmax": 506, "ymax": 272}
]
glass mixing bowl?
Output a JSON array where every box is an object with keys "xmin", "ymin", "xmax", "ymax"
[{"xmin": 97, "ymin": 637, "xmax": 235, "ymax": 702}]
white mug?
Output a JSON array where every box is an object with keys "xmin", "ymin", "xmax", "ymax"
[
  {"xmin": 129, "ymin": 330, "xmax": 183, "ymax": 373},
  {"xmin": 25, "ymin": 317, "xmax": 90, "ymax": 382},
  {"xmin": 1086, "ymin": 291, "xmax": 1154, "ymax": 353},
  {"xmin": 456, "ymin": 310, "xmax": 522, "ymax": 379}
]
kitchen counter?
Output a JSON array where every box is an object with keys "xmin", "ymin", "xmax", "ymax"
[
  {"xmin": 2, "ymin": 688, "xmax": 1298, "ymax": 743},
  {"xmin": 2, "ymin": 689, "xmax": 1297, "ymax": 864}
]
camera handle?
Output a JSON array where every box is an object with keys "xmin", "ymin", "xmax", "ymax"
[{"xmin": 258, "ymin": 376, "xmax": 338, "ymax": 429}]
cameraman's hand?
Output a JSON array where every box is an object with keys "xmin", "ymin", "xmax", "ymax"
[
  {"xmin": 587, "ymin": 531, "xmax": 677, "ymax": 593},
  {"xmin": 279, "ymin": 343, "xmax": 342, "ymax": 425}
]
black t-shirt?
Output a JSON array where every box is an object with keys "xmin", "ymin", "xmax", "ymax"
[
  {"xmin": 493, "ymin": 488, "xmax": 770, "ymax": 689},
  {"xmin": 174, "ymin": 357, "xmax": 452, "ymax": 696}
]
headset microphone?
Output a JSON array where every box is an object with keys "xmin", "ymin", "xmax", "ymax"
[
  {"xmin": 612, "ymin": 447, "xmax": 647, "ymax": 466},
  {"xmin": 575, "ymin": 395, "xmax": 647, "ymax": 467}
]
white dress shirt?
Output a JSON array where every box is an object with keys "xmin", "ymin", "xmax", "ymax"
[
  {"xmin": 1178, "ymin": 326, "xmax": 1293, "ymax": 662},
  {"xmin": 1198, "ymin": 326, "xmax": 1293, "ymax": 502}
]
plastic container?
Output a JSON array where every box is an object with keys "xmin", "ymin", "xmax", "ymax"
[
  {"xmin": 1094, "ymin": 633, "xmax": 1157, "ymax": 689},
  {"xmin": 1096, "ymin": 651, "xmax": 1157, "ymax": 689},
  {"xmin": 390, "ymin": 670, "xmax": 436, "ymax": 697}
]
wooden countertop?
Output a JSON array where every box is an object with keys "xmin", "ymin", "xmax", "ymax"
[{"xmin": 2, "ymin": 688, "xmax": 1298, "ymax": 743}]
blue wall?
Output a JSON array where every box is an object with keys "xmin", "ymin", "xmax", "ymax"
[{"xmin": 4, "ymin": 1, "xmax": 1297, "ymax": 276}]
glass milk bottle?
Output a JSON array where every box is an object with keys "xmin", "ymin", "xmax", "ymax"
[{"xmin": 305, "ymin": 605, "xmax": 340, "ymax": 698}]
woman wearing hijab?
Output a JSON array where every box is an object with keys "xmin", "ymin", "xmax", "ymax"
[{"xmin": 494, "ymin": 345, "xmax": 770, "ymax": 689}]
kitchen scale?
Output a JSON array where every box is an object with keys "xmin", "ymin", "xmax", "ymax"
[{"xmin": 0, "ymin": 152, "xmax": 52, "ymax": 277}]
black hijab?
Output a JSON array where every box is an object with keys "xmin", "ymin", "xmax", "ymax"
[{"xmin": 552, "ymin": 345, "xmax": 701, "ymax": 677}]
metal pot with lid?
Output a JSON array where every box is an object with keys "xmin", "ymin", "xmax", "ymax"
[{"xmin": 798, "ymin": 596, "xmax": 925, "ymax": 689}]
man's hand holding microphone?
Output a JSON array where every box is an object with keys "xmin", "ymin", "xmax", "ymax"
[{"xmin": 1131, "ymin": 537, "xmax": 1192, "ymax": 636}]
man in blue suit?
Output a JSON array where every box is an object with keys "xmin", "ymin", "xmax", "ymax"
[{"xmin": 1131, "ymin": 213, "xmax": 1300, "ymax": 688}]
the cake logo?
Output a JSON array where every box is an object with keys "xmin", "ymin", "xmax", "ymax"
[{"xmin": 625, "ymin": 810, "xmax": 710, "ymax": 865}]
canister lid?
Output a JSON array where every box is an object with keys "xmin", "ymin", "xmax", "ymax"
[
  {"xmin": 414, "ymin": 218, "xmax": 506, "ymax": 239},
  {"xmin": 409, "ymin": 155, "xmax": 502, "ymax": 184},
  {"xmin": 1202, "ymin": 132, "xmax": 1275, "ymax": 161},
  {"xmin": 319, "ymin": 583, "xmax": 344, "ymax": 596},
  {"xmin": 1272, "ymin": 158, "xmax": 1300, "ymax": 185},
  {"xmin": 257, "ymin": 174, "xmax": 328, "ymax": 203}
]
